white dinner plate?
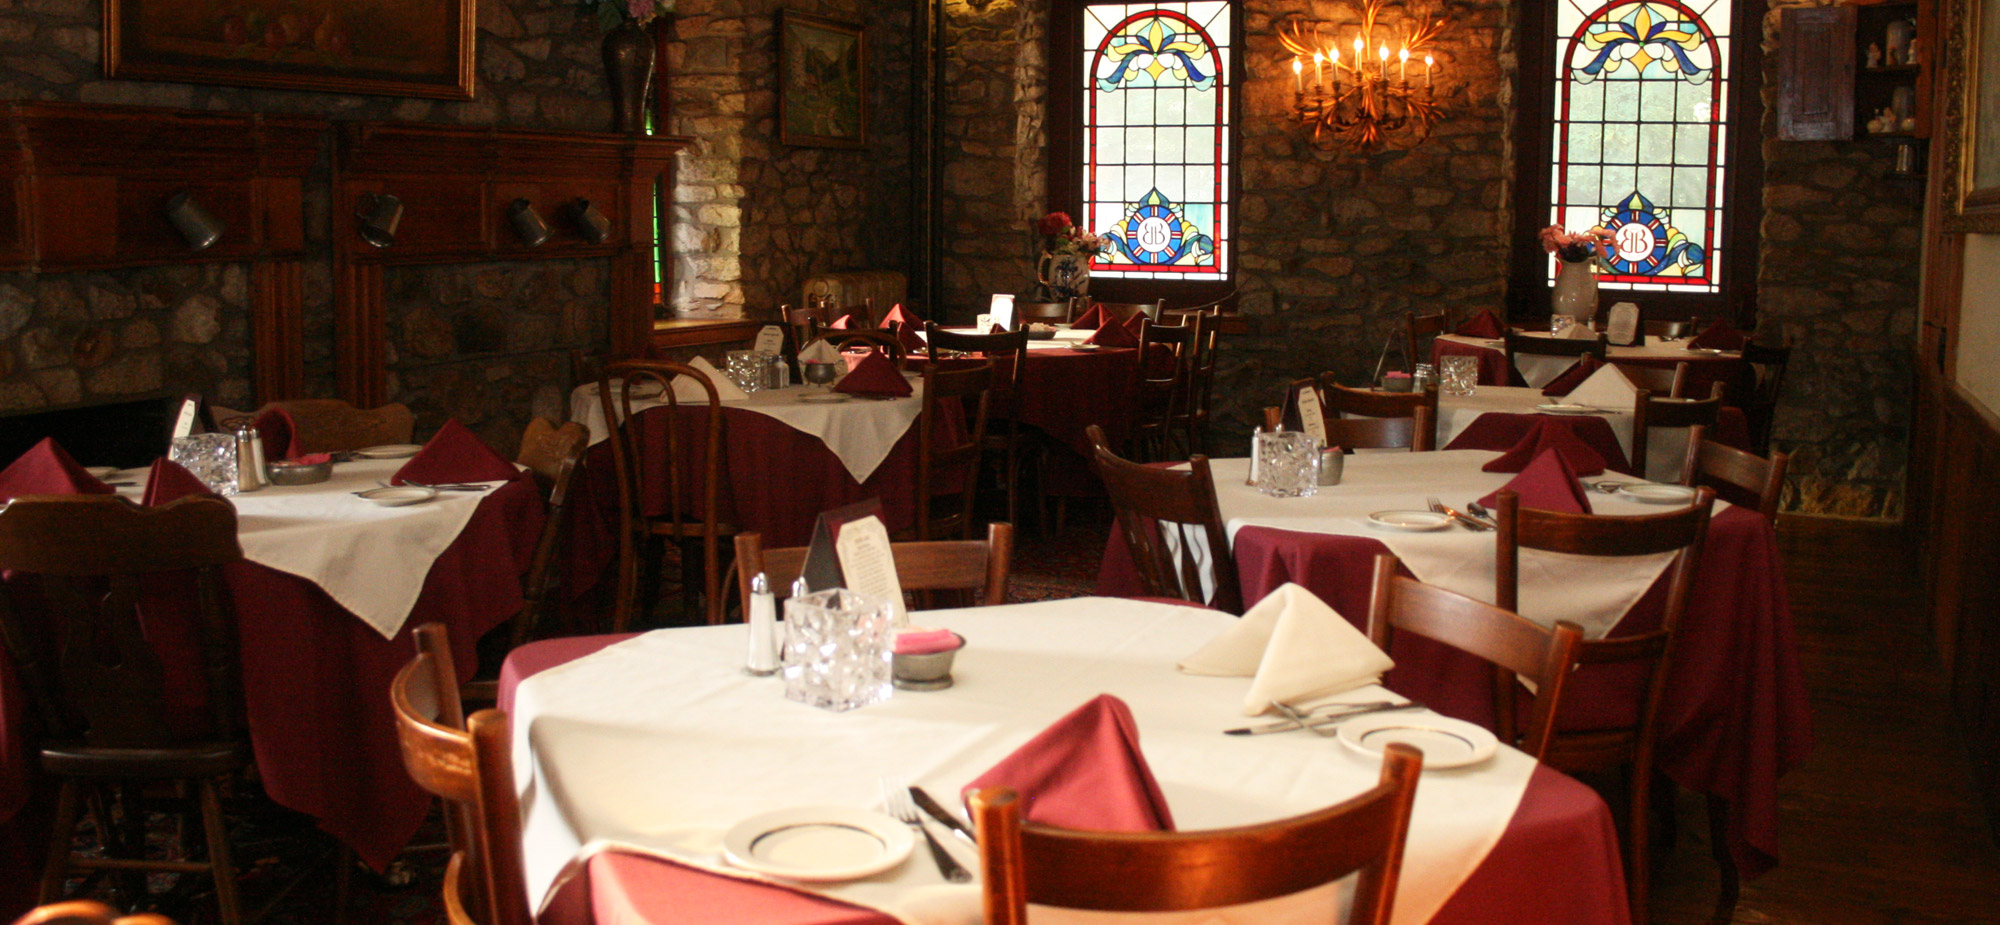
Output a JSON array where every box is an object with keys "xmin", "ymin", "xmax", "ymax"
[
  {"xmin": 798, "ymin": 393, "xmax": 851, "ymax": 404},
  {"xmin": 722, "ymin": 806, "xmax": 915, "ymax": 882},
  {"xmin": 1616, "ymin": 484, "xmax": 1699, "ymax": 505},
  {"xmin": 1367, "ymin": 510, "xmax": 1453, "ymax": 532},
  {"xmin": 1338, "ymin": 713, "xmax": 1499, "ymax": 770},
  {"xmin": 356, "ymin": 485, "xmax": 437, "ymax": 507},
  {"xmin": 1534, "ymin": 403, "xmax": 1600, "ymax": 415},
  {"xmin": 355, "ymin": 444, "xmax": 424, "ymax": 460}
]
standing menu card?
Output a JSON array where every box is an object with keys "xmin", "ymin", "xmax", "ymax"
[
  {"xmin": 1605, "ymin": 303, "xmax": 1641, "ymax": 347},
  {"xmin": 799, "ymin": 498, "xmax": 886, "ymax": 593},
  {"xmin": 1295, "ymin": 386, "xmax": 1327, "ymax": 447},
  {"xmin": 755, "ymin": 325, "xmax": 787, "ymax": 356},
  {"xmin": 989, "ymin": 294, "xmax": 1015, "ymax": 331},
  {"xmin": 834, "ymin": 514, "xmax": 907, "ymax": 623}
]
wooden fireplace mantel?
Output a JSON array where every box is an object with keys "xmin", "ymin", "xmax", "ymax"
[{"xmin": 332, "ymin": 121, "xmax": 690, "ymax": 407}]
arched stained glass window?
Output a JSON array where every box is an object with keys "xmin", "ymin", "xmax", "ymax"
[
  {"xmin": 1552, "ymin": 0, "xmax": 1729, "ymax": 294},
  {"xmin": 1082, "ymin": 3, "xmax": 1232, "ymax": 282}
]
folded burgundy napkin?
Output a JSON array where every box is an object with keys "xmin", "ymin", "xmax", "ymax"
[
  {"xmin": 1480, "ymin": 447, "xmax": 1593, "ymax": 514},
  {"xmin": 893, "ymin": 628, "xmax": 961, "ymax": 655},
  {"xmin": 1455, "ymin": 309, "xmax": 1507, "ymax": 338},
  {"xmin": 141, "ymin": 458, "xmax": 217, "ymax": 507},
  {"xmin": 253, "ymin": 406, "xmax": 304, "ymax": 461},
  {"xmin": 894, "ymin": 320, "xmax": 927, "ymax": 354},
  {"xmin": 832, "ymin": 349, "xmax": 913, "ymax": 398},
  {"xmin": 827, "ymin": 314, "xmax": 853, "ymax": 330},
  {"xmin": 962, "ymin": 694, "xmax": 1175, "ymax": 832},
  {"xmin": 879, "ymin": 303, "xmax": 916, "ymax": 330},
  {"xmin": 1541, "ymin": 355, "xmax": 1606, "ymax": 396},
  {"xmin": 1482, "ymin": 418, "xmax": 1608, "ymax": 476},
  {"xmin": 392, "ymin": 419, "xmax": 523, "ymax": 486},
  {"xmin": 1086, "ymin": 317, "xmax": 1139, "ymax": 348},
  {"xmin": 1688, "ymin": 318, "xmax": 1747, "ymax": 351},
  {"xmin": 1070, "ymin": 304, "xmax": 1105, "ymax": 330},
  {"xmin": 0, "ymin": 438, "xmax": 113, "ymax": 501}
]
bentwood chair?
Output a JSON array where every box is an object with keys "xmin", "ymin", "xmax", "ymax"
[
  {"xmin": 1131, "ymin": 319, "xmax": 1196, "ymax": 461},
  {"xmin": 1678, "ymin": 424, "xmax": 1789, "ymax": 518},
  {"xmin": 1365, "ymin": 554, "xmax": 1583, "ymax": 760},
  {"xmin": 1631, "ymin": 383, "xmax": 1725, "ymax": 481},
  {"xmin": 391, "ymin": 624, "xmax": 530, "ymax": 925},
  {"xmin": 1086, "ymin": 424, "xmax": 1242, "ymax": 614},
  {"xmin": 598, "ymin": 360, "xmax": 738, "ymax": 628},
  {"xmin": 1495, "ymin": 487, "xmax": 1716, "ymax": 921},
  {"xmin": 10, "ymin": 902, "xmax": 177, "ymax": 925},
  {"xmin": 811, "ymin": 330, "xmax": 906, "ymax": 367},
  {"xmin": 0, "ymin": 495, "xmax": 248, "ymax": 923},
  {"xmin": 918, "ymin": 361, "xmax": 995, "ymax": 541},
  {"xmin": 926, "ymin": 324, "xmax": 1032, "ymax": 527},
  {"xmin": 732, "ymin": 522, "xmax": 1013, "ymax": 612},
  {"xmin": 968, "ymin": 743, "xmax": 1422, "ymax": 925},
  {"xmin": 1405, "ymin": 310, "xmax": 1449, "ymax": 373}
]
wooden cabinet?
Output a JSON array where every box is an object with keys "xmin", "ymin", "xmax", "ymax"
[
  {"xmin": 1777, "ymin": 6, "xmax": 1857, "ymax": 140},
  {"xmin": 1776, "ymin": 0, "xmax": 1935, "ymax": 144}
]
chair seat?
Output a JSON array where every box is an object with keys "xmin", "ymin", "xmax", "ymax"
[{"xmin": 41, "ymin": 741, "xmax": 250, "ymax": 778}]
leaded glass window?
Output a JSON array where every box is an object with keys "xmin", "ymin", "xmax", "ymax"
[
  {"xmin": 1552, "ymin": 0, "xmax": 1728, "ymax": 294},
  {"xmin": 1082, "ymin": 3, "xmax": 1232, "ymax": 281}
]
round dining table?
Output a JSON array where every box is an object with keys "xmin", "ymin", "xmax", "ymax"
[{"xmin": 1432, "ymin": 332, "xmax": 1751, "ymax": 399}]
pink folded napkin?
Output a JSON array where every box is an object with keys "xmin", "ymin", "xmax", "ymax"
[
  {"xmin": 893, "ymin": 628, "xmax": 962, "ymax": 655},
  {"xmin": 1688, "ymin": 318, "xmax": 1747, "ymax": 351},
  {"xmin": 1480, "ymin": 447, "xmax": 1594, "ymax": 514},
  {"xmin": 1456, "ymin": 309, "xmax": 1507, "ymax": 338},
  {"xmin": 141, "ymin": 458, "xmax": 217, "ymax": 507},
  {"xmin": 1070, "ymin": 304, "xmax": 1105, "ymax": 330},
  {"xmin": 0, "ymin": 438, "xmax": 113, "ymax": 501},
  {"xmin": 1482, "ymin": 418, "xmax": 1608, "ymax": 476},
  {"xmin": 1541, "ymin": 355, "xmax": 1606, "ymax": 396},
  {"xmin": 879, "ymin": 303, "xmax": 916, "ymax": 330},
  {"xmin": 894, "ymin": 320, "xmax": 927, "ymax": 354},
  {"xmin": 253, "ymin": 406, "xmax": 304, "ymax": 460},
  {"xmin": 392, "ymin": 419, "xmax": 523, "ymax": 486},
  {"xmin": 832, "ymin": 350, "xmax": 913, "ymax": 398},
  {"xmin": 962, "ymin": 694, "xmax": 1175, "ymax": 832},
  {"xmin": 827, "ymin": 314, "xmax": 853, "ymax": 330},
  {"xmin": 1086, "ymin": 317, "xmax": 1139, "ymax": 348}
]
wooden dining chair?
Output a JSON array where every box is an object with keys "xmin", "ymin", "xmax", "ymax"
[
  {"xmin": 1678, "ymin": 424, "xmax": 1789, "ymax": 518},
  {"xmin": 1171, "ymin": 312, "xmax": 1221, "ymax": 456},
  {"xmin": 1503, "ymin": 330, "xmax": 1607, "ymax": 382},
  {"xmin": 391, "ymin": 624, "xmax": 530, "ymax": 925},
  {"xmin": 783, "ymin": 302, "xmax": 827, "ymax": 351},
  {"xmin": 1014, "ymin": 299, "xmax": 1075, "ymax": 325},
  {"xmin": 1494, "ymin": 486, "xmax": 1716, "ymax": 921},
  {"xmin": 208, "ymin": 398, "xmax": 416, "ymax": 454},
  {"xmin": 1092, "ymin": 299, "xmax": 1165, "ymax": 324},
  {"xmin": 1085, "ymin": 423, "xmax": 1242, "ymax": 613},
  {"xmin": 598, "ymin": 360, "xmax": 738, "ymax": 628},
  {"xmin": 919, "ymin": 360, "xmax": 994, "ymax": 541},
  {"xmin": 968, "ymin": 743, "xmax": 1422, "ymax": 925},
  {"xmin": 1322, "ymin": 409, "xmax": 1435, "ymax": 452},
  {"xmin": 1364, "ymin": 554, "xmax": 1583, "ymax": 760},
  {"xmin": 732, "ymin": 522, "xmax": 1013, "ymax": 612},
  {"xmin": 1631, "ymin": 382, "xmax": 1725, "ymax": 481},
  {"xmin": 1130, "ymin": 319, "xmax": 1196, "ymax": 461},
  {"xmin": 0, "ymin": 495, "xmax": 248, "ymax": 923},
  {"xmin": 926, "ymin": 324, "xmax": 1032, "ymax": 528},
  {"xmin": 1405, "ymin": 310, "xmax": 1449, "ymax": 373},
  {"xmin": 1614, "ymin": 360, "xmax": 1689, "ymax": 398},
  {"xmin": 811, "ymin": 330, "xmax": 905, "ymax": 367},
  {"xmin": 1315, "ymin": 379, "xmax": 1440, "ymax": 450},
  {"xmin": 840, "ymin": 297, "xmax": 877, "ymax": 328},
  {"xmin": 1739, "ymin": 341, "xmax": 1791, "ymax": 455},
  {"xmin": 10, "ymin": 901, "xmax": 177, "ymax": 925}
]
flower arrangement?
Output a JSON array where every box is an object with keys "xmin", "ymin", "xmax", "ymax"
[
  {"xmin": 1540, "ymin": 224, "xmax": 1613, "ymax": 263},
  {"xmin": 584, "ymin": 0, "xmax": 674, "ymax": 30},
  {"xmin": 1037, "ymin": 211, "xmax": 1109, "ymax": 257}
]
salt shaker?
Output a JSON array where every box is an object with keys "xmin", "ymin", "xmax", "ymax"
[
  {"xmin": 1319, "ymin": 447, "xmax": 1345, "ymax": 486},
  {"xmin": 233, "ymin": 422, "xmax": 265, "ymax": 492},
  {"xmin": 1412, "ymin": 363, "xmax": 1436, "ymax": 394},
  {"xmin": 746, "ymin": 573, "xmax": 781, "ymax": 676}
]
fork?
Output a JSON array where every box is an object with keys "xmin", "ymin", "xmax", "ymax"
[
  {"xmin": 1428, "ymin": 497, "xmax": 1489, "ymax": 531},
  {"xmin": 1274, "ymin": 701, "xmax": 1341, "ymax": 738},
  {"xmin": 883, "ymin": 780, "xmax": 972, "ymax": 883}
]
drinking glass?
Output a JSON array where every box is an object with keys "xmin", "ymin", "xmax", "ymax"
[
  {"xmin": 1550, "ymin": 314, "xmax": 1576, "ymax": 336},
  {"xmin": 1442, "ymin": 355, "xmax": 1479, "ymax": 396},
  {"xmin": 725, "ymin": 350, "xmax": 765, "ymax": 393},
  {"xmin": 781, "ymin": 588, "xmax": 895, "ymax": 712},
  {"xmin": 1254, "ymin": 431, "xmax": 1319, "ymax": 499},
  {"xmin": 168, "ymin": 433, "xmax": 239, "ymax": 497}
]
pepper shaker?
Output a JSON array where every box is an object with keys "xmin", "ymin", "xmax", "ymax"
[{"xmin": 233, "ymin": 422, "xmax": 265, "ymax": 492}]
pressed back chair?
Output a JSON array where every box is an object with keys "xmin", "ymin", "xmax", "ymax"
[
  {"xmin": 0, "ymin": 495, "xmax": 248, "ymax": 923},
  {"xmin": 1405, "ymin": 311, "xmax": 1449, "ymax": 373},
  {"xmin": 1631, "ymin": 382, "xmax": 1725, "ymax": 481},
  {"xmin": 11, "ymin": 901, "xmax": 176, "ymax": 925},
  {"xmin": 1086, "ymin": 424, "xmax": 1242, "ymax": 614},
  {"xmin": 926, "ymin": 324, "xmax": 1032, "ymax": 527},
  {"xmin": 1364, "ymin": 554, "xmax": 1583, "ymax": 760},
  {"xmin": 731, "ymin": 522, "xmax": 1013, "ymax": 613},
  {"xmin": 1739, "ymin": 341, "xmax": 1791, "ymax": 455},
  {"xmin": 811, "ymin": 330, "xmax": 905, "ymax": 367},
  {"xmin": 918, "ymin": 361, "xmax": 994, "ymax": 541},
  {"xmin": 1130, "ymin": 319, "xmax": 1196, "ymax": 461},
  {"xmin": 968, "ymin": 742, "xmax": 1422, "ymax": 925},
  {"xmin": 1678, "ymin": 424, "xmax": 1789, "ymax": 518},
  {"xmin": 1494, "ymin": 487, "xmax": 1716, "ymax": 921},
  {"xmin": 598, "ymin": 360, "xmax": 737, "ymax": 628},
  {"xmin": 391, "ymin": 624, "xmax": 530, "ymax": 925}
]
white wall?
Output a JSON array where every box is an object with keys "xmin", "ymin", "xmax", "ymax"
[{"xmin": 1958, "ymin": 234, "xmax": 2000, "ymax": 416}]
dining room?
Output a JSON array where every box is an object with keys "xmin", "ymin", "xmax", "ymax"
[{"xmin": 1, "ymin": 0, "xmax": 1999, "ymax": 923}]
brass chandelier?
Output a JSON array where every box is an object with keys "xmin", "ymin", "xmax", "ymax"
[{"xmin": 1277, "ymin": 1, "xmax": 1448, "ymax": 151}]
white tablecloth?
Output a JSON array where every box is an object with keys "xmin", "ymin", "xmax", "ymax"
[
  {"xmin": 570, "ymin": 380, "xmax": 925, "ymax": 484},
  {"xmin": 511, "ymin": 599, "xmax": 1537, "ymax": 925},
  {"xmin": 1435, "ymin": 385, "xmax": 1694, "ymax": 478},
  {"xmin": 117, "ymin": 457, "xmax": 501, "ymax": 639},
  {"xmin": 1436, "ymin": 333, "xmax": 1740, "ymax": 389}
]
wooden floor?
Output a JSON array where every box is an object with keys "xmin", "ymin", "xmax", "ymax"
[{"xmin": 1650, "ymin": 518, "xmax": 2000, "ymax": 923}]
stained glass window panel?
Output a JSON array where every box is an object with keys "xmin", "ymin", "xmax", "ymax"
[
  {"xmin": 1551, "ymin": 0, "xmax": 1727, "ymax": 293},
  {"xmin": 1082, "ymin": 2, "xmax": 1232, "ymax": 281}
]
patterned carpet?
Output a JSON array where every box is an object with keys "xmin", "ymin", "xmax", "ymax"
[{"xmin": 49, "ymin": 505, "xmax": 1116, "ymax": 924}]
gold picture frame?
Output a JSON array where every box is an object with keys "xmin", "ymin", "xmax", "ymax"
[
  {"xmin": 1949, "ymin": 0, "xmax": 2000, "ymax": 229},
  {"xmin": 779, "ymin": 11, "xmax": 867, "ymax": 149}
]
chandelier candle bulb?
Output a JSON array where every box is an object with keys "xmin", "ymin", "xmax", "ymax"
[
  {"xmin": 1378, "ymin": 42, "xmax": 1389, "ymax": 80},
  {"xmin": 1312, "ymin": 51, "xmax": 1324, "ymax": 88},
  {"xmin": 1400, "ymin": 47, "xmax": 1410, "ymax": 83},
  {"xmin": 1426, "ymin": 53, "xmax": 1434, "ymax": 88},
  {"xmin": 1292, "ymin": 56, "xmax": 1303, "ymax": 92}
]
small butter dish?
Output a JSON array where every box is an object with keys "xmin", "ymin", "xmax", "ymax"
[
  {"xmin": 892, "ymin": 630, "xmax": 965, "ymax": 692},
  {"xmin": 267, "ymin": 460, "xmax": 333, "ymax": 486}
]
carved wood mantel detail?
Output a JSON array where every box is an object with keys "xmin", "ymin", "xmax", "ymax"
[{"xmin": 331, "ymin": 121, "xmax": 690, "ymax": 408}]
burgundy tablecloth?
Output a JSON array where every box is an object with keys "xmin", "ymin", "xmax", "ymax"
[
  {"xmin": 0, "ymin": 478, "xmax": 545, "ymax": 912},
  {"xmin": 500, "ymin": 634, "xmax": 1628, "ymax": 925},
  {"xmin": 1097, "ymin": 505, "xmax": 1811, "ymax": 878}
]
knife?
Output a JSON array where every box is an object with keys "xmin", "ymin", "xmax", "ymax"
[
  {"xmin": 1223, "ymin": 701, "xmax": 1425, "ymax": 736},
  {"xmin": 909, "ymin": 786, "xmax": 978, "ymax": 847}
]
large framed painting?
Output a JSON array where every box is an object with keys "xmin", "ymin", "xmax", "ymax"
[
  {"xmin": 1953, "ymin": 0, "xmax": 2000, "ymax": 227},
  {"xmin": 104, "ymin": 0, "xmax": 476, "ymax": 100},
  {"xmin": 779, "ymin": 11, "xmax": 867, "ymax": 149}
]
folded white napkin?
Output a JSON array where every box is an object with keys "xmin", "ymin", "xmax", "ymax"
[
  {"xmin": 1563, "ymin": 362, "xmax": 1638, "ymax": 409},
  {"xmin": 1561, "ymin": 323, "xmax": 1599, "ymax": 340},
  {"xmin": 676, "ymin": 355, "xmax": 752, "ymax": 402},
  {"xmin": 1178, "ymin": 582, "xmax": 1395, "ymax": 716},
  {"xmin": 798, "ymin": 339, "xmax": 841, "ymax": 365}
]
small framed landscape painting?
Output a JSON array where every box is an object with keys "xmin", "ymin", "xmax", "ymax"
[{"xmin": 779, "ymin": 11, "xmax": 867, "ymax": 149}]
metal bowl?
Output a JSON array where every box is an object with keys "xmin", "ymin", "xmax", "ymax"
[
  {"xmin": 267, "ymin": 460, "xmax": 332, "ymax": 486},
  {"xmin": 1379, "ymin": 376, "xmax": 1415, "ymax": 393},
  {"xmin": 892, "ymin": 633, "xmax": 964, "ymax": 691}
]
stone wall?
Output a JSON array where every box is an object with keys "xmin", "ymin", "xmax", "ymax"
[{"xmin": 937, "ymin": 0, "xmax": 1050, "ymax": 317}]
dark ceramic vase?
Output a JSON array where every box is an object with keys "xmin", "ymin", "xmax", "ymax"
[{"xmin": 602, "ymin": 18, "xmax": 655, "ymax": 134}]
